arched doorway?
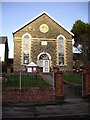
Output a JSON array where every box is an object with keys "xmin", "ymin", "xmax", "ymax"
[{"xmin": 37, "ymin": 52, "xmax": 51, "ymax": 73}]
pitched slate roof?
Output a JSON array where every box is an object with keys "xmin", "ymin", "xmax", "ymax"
[
  {"xmin": 0, "ymin": 36, "xmax": 8, "ymax": 44},
  {"xmin": 13, "ymin": 11, "xmax": 74, "ymax": 36},
  {"xmin": 0, "ymin": 36, "xmax": 9, "ymax": 51}
]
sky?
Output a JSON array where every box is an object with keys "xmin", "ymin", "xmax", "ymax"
[{"xmin": 1, "ymin": 2, "xmax": 88, "ymax": 58}]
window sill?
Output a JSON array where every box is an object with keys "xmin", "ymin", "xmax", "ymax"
[{"xmin": 57, "ymin": 64, "xmax": 67, "ymax": 67}]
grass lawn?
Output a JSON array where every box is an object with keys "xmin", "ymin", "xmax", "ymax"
[
  {"xmin": 63, "ymin": 74, "xmax": 82, "ymax": 84},
  {"xmin": 2, "ymin": 74, "xmax": 50, "ymax": 87}
]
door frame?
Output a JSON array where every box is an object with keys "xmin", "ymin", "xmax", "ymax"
[{"xmin": 37, "ymin": 52, "xmax": 51, "ymax": 73}]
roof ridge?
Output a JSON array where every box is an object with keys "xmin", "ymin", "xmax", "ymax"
[{"xmin": 13, "ymin": 11, "xmax": 74, "ymax": 36}]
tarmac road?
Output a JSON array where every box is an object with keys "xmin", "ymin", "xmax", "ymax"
[{"xmin": 2, "ymin": 98, "xmax": 89, "ymax": 119}]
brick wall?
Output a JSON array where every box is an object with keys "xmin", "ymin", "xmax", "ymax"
[
  {"xmin": 83, "ymin": 70, "xmax": 90, "ymax": 96},
  {"xmin": 2, "ymin": 87, "xmax": 55, "ymax": 103},
  {"xmin": 54, "ymin": 71, "xmax": 64, "ymax": 102},
  {"xmin": 2, "ymin": 71, "xmax": 65, "ymax": 103}
]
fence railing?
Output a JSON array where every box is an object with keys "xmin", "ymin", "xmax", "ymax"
[
  {"xmin": 2, "ymin": 72, "xmax": 55, "ymax": 103},
  {"xmin": 63, "ymin": 72, "xmax": 83, "ymax": 96},
  {"xmin": 2, "ymin": 71, "xmax": 83, "ymax": 97},
  {"xmin": 2, "ymin": 72, "xmax": 50, "ymax": 88}
]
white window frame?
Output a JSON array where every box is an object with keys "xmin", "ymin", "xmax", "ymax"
[
  {"xmin": 57, "ymin": 34, "xmax": 66, "ymax": 66},
  {"xmin": 22, "ymin": 33, "xmax": 31, "ymax": 65}
]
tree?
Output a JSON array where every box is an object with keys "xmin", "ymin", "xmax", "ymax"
[{"xmin": 71, "ymin": 20, "xmax": 90, "ymax": 69}]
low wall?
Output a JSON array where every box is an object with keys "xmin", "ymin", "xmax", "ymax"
[{"xmin": 2, "ymin": 87, "xmax": 55, "ymax": 103}]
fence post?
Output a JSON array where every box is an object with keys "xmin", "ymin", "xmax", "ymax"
[
  {"xmin": 82, "ymin": 72, "xmax": 84, "ymax": 96},
  {"xmin": 7, "ymin": 67, "xmax": 11, "ymax": 75},
  {"xmin": 54, "ymin": 71, "xmax": 64, "ymax": 103},
  {"xmin": 83, "ymin": 70, "xmax": 90, "ymax": 100},
  {"xmin": 20, "ymin": 72, "xmax": 21, "ymax": 91},
  {"xmin": 53, "ymin": 72, "xmax": 55, "ymax": 90}
]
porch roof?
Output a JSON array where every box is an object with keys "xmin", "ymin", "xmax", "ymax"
[{"xmin": 27, "ymin": 62, "xmax": 37, "ymax": 67}]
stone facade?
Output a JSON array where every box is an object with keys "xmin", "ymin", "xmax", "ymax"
[
  {"xmin": 2, "ymin": 87, "xmax": 55, "ymax": 103},
  {"xmin": 13, "ymin": 12, "xmax": 73, "ymax": 72}
]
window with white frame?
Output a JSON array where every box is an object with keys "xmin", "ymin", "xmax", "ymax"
[
  {"xmin": 22, "ymin": 33, "xmax": 31, "ymax": 65},
  {"xmin": 57, "ymin": 35, "xmax": 65, "ymax": 66}
]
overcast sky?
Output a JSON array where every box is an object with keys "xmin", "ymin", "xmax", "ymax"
[{"xmin": 1, "ymin": 2, "xmax": 88, "ymax": 58}]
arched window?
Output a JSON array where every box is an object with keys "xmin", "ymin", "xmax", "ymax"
[
  {"xmin": 22, "ymin": 33, "xmax": 31, "ymax": 65},
  {"xmin": 57, "ymin": 35, "xmax": 65, "ymax": 66},
  {"xmin": 39, "ymin": 54, "xmax": 49, "ymax": 60}
]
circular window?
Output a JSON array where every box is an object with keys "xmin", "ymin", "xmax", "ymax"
[{"xmin": 39, "ymin": 24, "xmax": 49, "ymax": 33}]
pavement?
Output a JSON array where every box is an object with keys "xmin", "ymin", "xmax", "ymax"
[{"xmin": 2, "ymin": 98, "xmax": 88, "ymax": 117}]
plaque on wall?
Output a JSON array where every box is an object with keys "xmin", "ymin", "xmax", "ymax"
[{"xmin": 41, "ymin": 41, "xmax": 47, "ymax": 45}]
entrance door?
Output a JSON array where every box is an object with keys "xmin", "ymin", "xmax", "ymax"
[
  {"xmin": 38, "ymin": 53, "xmax": 50, "ymax": 73},
  {"xmin": 43, "ymin": 60, "xmax": 49, "ymax": 73}
]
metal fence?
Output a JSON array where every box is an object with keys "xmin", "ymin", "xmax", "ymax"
[
  {"xmin": 2, "ymin": 72, "xmax": 50, "ymax": 89},
  {"xmin": 2, "ymin": 71, "xmax": 83, "ymax": 97},
  {"xmin": 63, "ymin": 72, "xmax": 83, "ymax": 96},
  {"xmin": 2, "ymin": 72, "xmax": 55, "ymax": 103}
]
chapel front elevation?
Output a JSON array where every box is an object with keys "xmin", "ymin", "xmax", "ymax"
[{"xmin": 13, "ymin": 11, "xmax": 74, "ymax": 72}]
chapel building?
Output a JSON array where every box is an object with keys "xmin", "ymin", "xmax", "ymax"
[{"xmin": 13, "ymin": 12, "xmax": 74, "ymax": 73}]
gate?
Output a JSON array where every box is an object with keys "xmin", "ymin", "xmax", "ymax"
[{"xmin": 63, "ymin": 72, "xmax": 83, "ymax": 98}]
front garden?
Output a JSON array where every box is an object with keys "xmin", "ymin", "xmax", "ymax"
[
  {"xmin": 2, "ymin": 73, "xmax": 50, "ymax": 87},
  {"xmin": 63, "ymin": 74, "xmax": 82, "ymax": 84}
]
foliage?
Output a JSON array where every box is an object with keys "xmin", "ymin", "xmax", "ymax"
[{"xmin": 71, "ymin": 20, "xmax": 90, "ymax": 67}]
